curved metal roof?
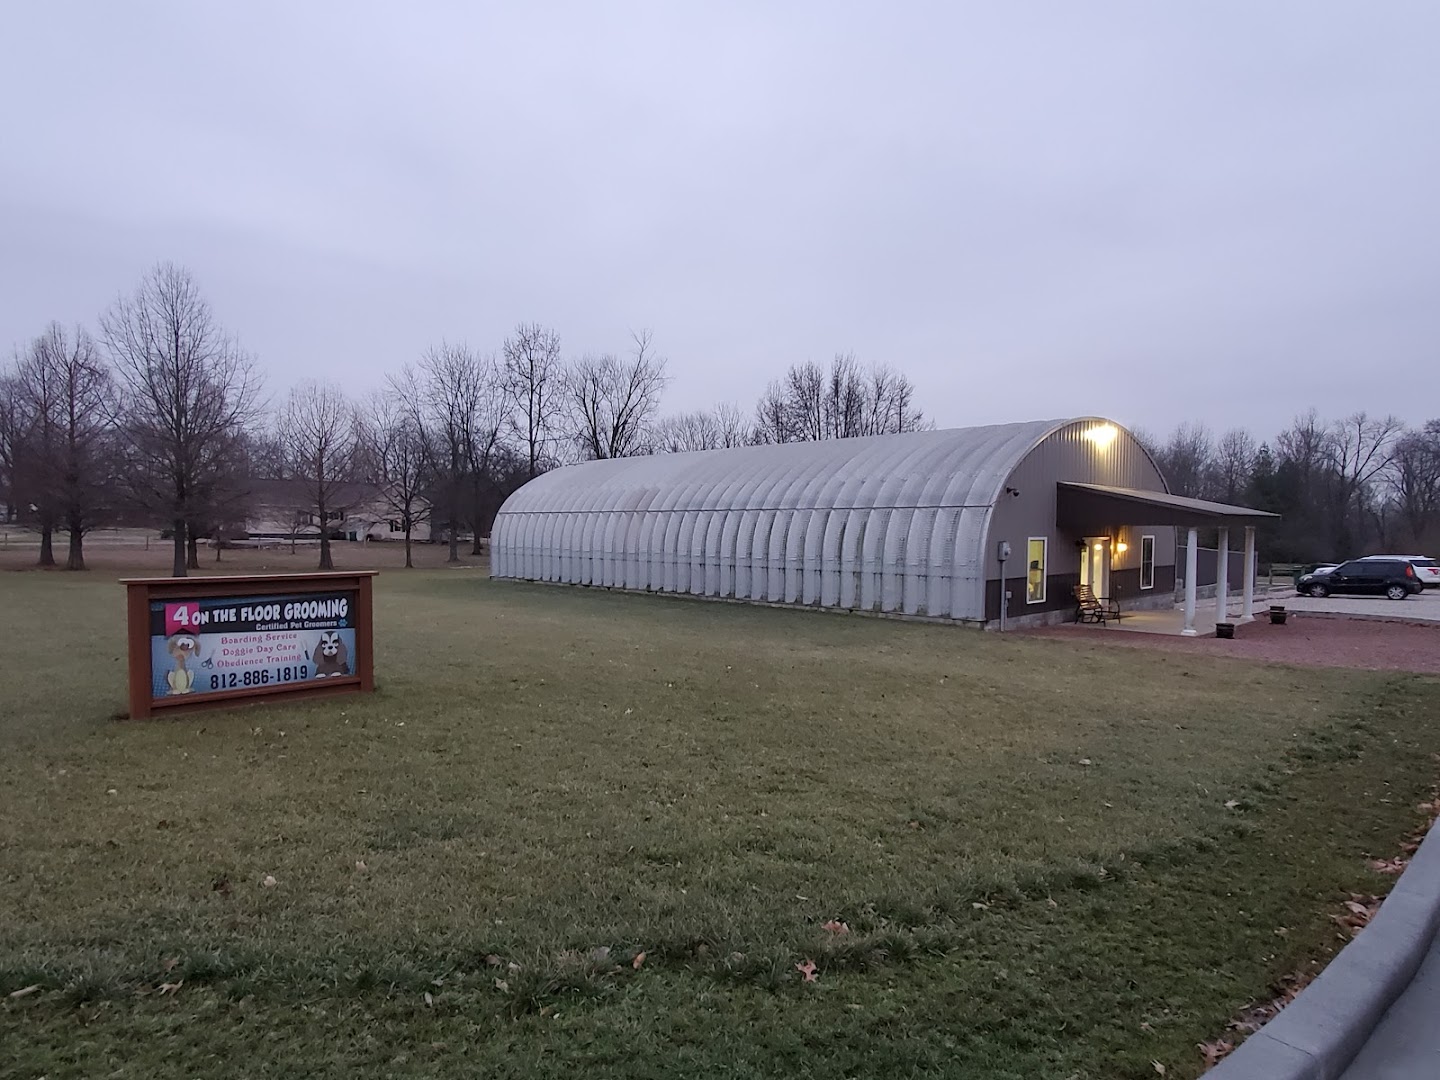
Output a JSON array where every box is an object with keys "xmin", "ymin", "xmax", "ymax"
[
  {"xmin": 492, "ymin": 418, "xmax": 1100, "ymax": 620},
  {"xmin": 498, "ymin": 418, "xmax": 1077, "ymax": 519}
]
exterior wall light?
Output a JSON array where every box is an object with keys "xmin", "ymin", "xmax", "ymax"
[
  {"xmin": 1115, "ymin": 541, "xmax": 1127, "ymax": 555},
  {"xmin": 1083, "ymin": 423, "xmax": 1118, "ymax": 448}
]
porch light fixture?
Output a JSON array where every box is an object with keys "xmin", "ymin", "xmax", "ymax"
[
  {"xmin": 1083, "ymin": 423, "xmax": 1118, "ymax": 448},
  {"xmin": 1115, "ymin": 541, "xmax": 1127, "ymax": 555}
]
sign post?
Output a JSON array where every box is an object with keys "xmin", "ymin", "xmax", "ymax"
[{"xmin": 122, "ymin": 571, "xmax": 377, "ymax": 719}]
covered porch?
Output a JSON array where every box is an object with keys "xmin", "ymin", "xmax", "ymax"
[{"xmin": 1056, "ymin": 482, "xmax": 1279, "ymax": 637}]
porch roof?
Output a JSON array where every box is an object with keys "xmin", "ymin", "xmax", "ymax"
[{"xmin": 1056, "ymin": 482, "xmax": 1278, "ymax": 532}]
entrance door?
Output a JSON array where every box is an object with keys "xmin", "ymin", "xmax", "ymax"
[{"xmin": 1080, "ymin": 537, "xmax": 1110, "ymax": 598}]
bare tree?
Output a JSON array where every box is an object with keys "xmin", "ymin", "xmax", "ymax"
[
  {"xmin": 1326, "ymin": 411, "xmax": 1404, "ymax": 551},
  {"xmin": 653, "ymin": 402, "xmax": 754, "ymax": 453},
  {"xmin": 12, "ymin": 324, "xmax": 116, "ymax": 570},
  {"xmin": 392, "ymin": 342, "xmax": 503, "ymax": 563},
  {"xmin": 752, "ymin": 380, "xmax": 794, "ymax": 444},
  {"xmin": 863, "ymin": 362, "xmax": 927, "ymax": 435},
  {"xmin": 566, "ymin": 329, "xmax": 668, "ymax": 459},
  {"xmin": 752, "ymin": 355, "xmax": 927, "ymax": 443},
  {"xmin": 279, "ymin": 381, "xmax": 360, "ymax": 571},
  {"xmin": 0, "ymin": 366, "xmax": 23, "ymax": 525},
  {"xmin": 358, "ymin": 390, "xmax": 431, "ymax": 568},
  {"xmin": 102, "ymin": 263, "xmax": 263, "ymax": 577},
  {"xmin": 1155, "ymin": 421, "xmax": 1215, "ymax": 498},
  {"xmin": 1383, "ymin": 421, "xmax": 1440, "ymax": 547},
  {"xmin": 1212, "ymin": 428, "xmax": 1257, "ymax": 505},
  {"xmin": 502, "ymin": 323, "xmax": 564, "ymax": 479},
  {"xmin": 5, "ymin": 341, "xmax": 58, "ymax": 564}
]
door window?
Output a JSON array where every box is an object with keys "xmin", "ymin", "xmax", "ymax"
[{"xmin": 1140, "ymin": 535, "xmax": 1155, "ymax": 590}]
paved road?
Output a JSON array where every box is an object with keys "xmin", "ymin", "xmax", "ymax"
[{"xmin": 1339, "ymin": 925, "xmax": 1440, "ymax": 1078}]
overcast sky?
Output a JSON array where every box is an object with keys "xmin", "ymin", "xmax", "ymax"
[{"xmin": 3, "ymin": 1, "xmax": 1437, "ymax": 438}]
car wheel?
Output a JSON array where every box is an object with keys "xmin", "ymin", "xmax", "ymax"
[
  {"xmin": 1386, "ymin": 584, "xmax": 1408, "ymax": 601},
  {"xmin": 1310, "ymin": 582, "xmax": 1328, "ymax": 598}
]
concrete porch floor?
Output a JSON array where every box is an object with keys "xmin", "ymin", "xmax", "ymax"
[{"xmin": 1078, "ymin": 597, "xmax": 1276, "ymax": 636}]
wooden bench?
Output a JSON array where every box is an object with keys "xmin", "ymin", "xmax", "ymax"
[{"xmin": 1073, "ymin": 584, "xmax": 1121, "ymax": 624}]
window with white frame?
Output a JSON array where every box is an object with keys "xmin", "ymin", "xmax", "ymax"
[
  {"xmin": 1140, "ymin": 534, "xmax": 1155, "ymax": 590},
  {"xmin": 1026, "ymin": 537, "xmax": 1047, "ymax": 603}
]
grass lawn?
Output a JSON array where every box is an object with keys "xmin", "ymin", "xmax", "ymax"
[{"xmin": 2, "ymin": 566, "xmax": 1439, "ymax": 1078}]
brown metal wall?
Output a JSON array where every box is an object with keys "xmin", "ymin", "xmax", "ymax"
[
  {"xmin": 986, "ymin": 564, "xmax": 1176, "ymax": 621},
  {"xmin": 985, "ymin": 421, "xmax": 1175, "ymax": 621}
]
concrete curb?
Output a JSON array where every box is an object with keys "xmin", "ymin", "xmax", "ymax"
[{"xmin": 1206, "ymin": 816, "xmax": 1440, "ymax": 1079}]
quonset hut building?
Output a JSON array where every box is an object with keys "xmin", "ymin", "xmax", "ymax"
[{"xmin": 491, "ymin": 417, "xmax": 1274, "ymax": 629}]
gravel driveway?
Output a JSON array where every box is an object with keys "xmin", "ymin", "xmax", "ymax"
[
  {"xmin": 1279, "ymin": 588, "xmax": 1440, "ymax": 623},
  {"xmin": 1029, "ymin": 610, "xmax": 1440, "ymax": 675}
]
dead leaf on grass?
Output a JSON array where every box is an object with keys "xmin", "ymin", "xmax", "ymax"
[
  {"xmin": 158, "ymin": 980, "xmax": 183, "ymax": 995},
  {"xmin": 795, "ymin": 960, "xmax": 818, "ymax": 983},
  {"xmin": 1152, "ymin": 1061, "xmax": 1166, "ymax": 1075},
  {"xmin": 632, "ymin": 951, "xmax": 647, "ymax": 970},
  {"xmin": 822, "ymin": 920, "xmax": 850, "ymax": 935},
  {"xmin": 423, "ymin": 991, "xmax": 433, "ymax": 1007},
  {"xmin": 1199, "ymin": 1039, "xmax": 1234, "ymax": 1067},
  {"xmin": 494, "ymin": 978, "xmax": 509, "ymax": 993},
  {"xmin": 8, "ymin": 984, "xmax": 42, "ymax": 999}
]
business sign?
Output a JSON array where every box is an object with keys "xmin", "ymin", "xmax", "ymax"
[
  {"xmin": 148, "ymin": 592, "xmax": 358, "ymax": 701},
  {"xmin": 124, "ymin": 573, "xmax": 377, "ymax": 718}
]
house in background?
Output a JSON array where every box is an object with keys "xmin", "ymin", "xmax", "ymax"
[{"xmin": 239, "ymin": 479, "xmax": 432, "ymax": 544}]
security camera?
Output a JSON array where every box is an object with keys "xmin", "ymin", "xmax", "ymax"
[{"xmin": 1004, "ymin": 486, "xmax": 1021, "ymax": 498}]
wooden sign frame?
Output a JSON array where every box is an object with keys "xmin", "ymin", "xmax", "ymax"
[{"xmin": 123, "ymin": 571, "xmax": 377, "ymax": 719}]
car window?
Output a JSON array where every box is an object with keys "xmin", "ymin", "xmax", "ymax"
[
  {"xmin": 1412, "ymin": 558, "xmax": 1436, "ymax": 568},
  {"xmin": 1335, "ymin": 561, "xmax": 1367, "ymax": 574}
]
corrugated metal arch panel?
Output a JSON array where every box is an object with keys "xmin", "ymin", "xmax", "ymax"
[
  {"xmin": 749, "ymin": 510, "xmax": 776, "ymax": 601},
  {"xmin": 925, "ymin": 508, "xmax": 959, "ymax": 617},
  {"xmin": 674, "ymin": 508, "xmax": 697, "ymax": 592},
  {"xmin": 839, "ymin": 509, "xmax": 866, "ymax": 608},
  {"xmin": 495, "ymin": 518, "xmax": 512, "ymax": 578},
  {"xmin": 785, "ymin": 508, "xmax": 811, "ymax": 603},
  {"xmin": 819, "ymin": 511, "xmax": 845, "ymax": 606},
  {"xmin": 904, "ymin": 509, "xmax": 935, "ymax": 615},
  {"xmin": 719, "ymin": 510, "xmax": 741, "ymax": 597},
  {"xmin": 802, "ymin": 509, "xmax": 829, "ymax": 605},
  {"xmin": 766, "ymin": 508, "xmax": 791, "ymax": 602},
  {"xmin": 702, "ymin": 511, "xmax": 725, "ymax": 595},
  {"xmin": 734, "ymin": 508, "xmax": 760, "ymax": 600},
  {"xmin": 950, "ymin": 507, "xmax": 991, "ymax": 620},
  {"xmin": 880, "ymin": 508, "xmax": 913, "ymax": 612}
]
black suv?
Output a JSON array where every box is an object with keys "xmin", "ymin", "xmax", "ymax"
[{"xmin": 1302, "ymin": 559, "xmax": 1424, "ymax": 600}]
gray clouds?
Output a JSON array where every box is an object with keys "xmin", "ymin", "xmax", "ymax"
[{"xmin": 3, "ymin": 1, "xmax": 1437, "ymax": 434}]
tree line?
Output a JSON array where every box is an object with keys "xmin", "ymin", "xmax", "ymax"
[
  {"xmin": 1136, "ymin": 413, "xmax": 1440, "ymax": 562},
  {"xmin": 1, "ymin": 262, "xmax": 929, "ymax": 575}
]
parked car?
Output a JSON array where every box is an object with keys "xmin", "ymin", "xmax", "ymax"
[
  {"xmin": 1303, "ymin": 559, "xmax": 1424, "ymax": 600},
  {"xmin": 1360, "ymin": 554, "xmax": 1440, "ymax": 589}
]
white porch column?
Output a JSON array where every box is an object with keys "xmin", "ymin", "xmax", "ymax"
[
  {"xmin": 1216, "ymin": 526, "xmax": 1230, "ymax": 623},
  {"xmin": 1240, "ymin": 525, "xmax": 1256, "ymax": 622},
  {"xmin": 1182, "ymin": 526, "xmax": 1198, "ymax": 636}
]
